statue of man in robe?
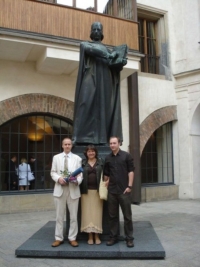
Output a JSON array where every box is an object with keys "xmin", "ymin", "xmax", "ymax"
[{"xmin": 72, "ymin": 22, "xmax": 127, "ymax": 145}]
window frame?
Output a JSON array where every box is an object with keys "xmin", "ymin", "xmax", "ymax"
[
  {"xmin": 0, "ymin": 113, "xmax": 73, "ymax": 195},
  {"xmin": 138, "ymin": 17, "xmax": 159, "ymax": 74},
  {"xmin": 141, "ymin": 122, "xmax": 174, "ymax": 186}
]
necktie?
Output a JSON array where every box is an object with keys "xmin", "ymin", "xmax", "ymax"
[{"xmin": 64, "ymin": 155, "xmax": 68, "ymax": 171}]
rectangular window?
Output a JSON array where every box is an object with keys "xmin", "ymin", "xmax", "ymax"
[
  {"xmin": 117, "ymin": 0, "xmax": 134, "ymax": 20},
  {"xmin": 57, "ymin": 0, "xmax": 73, "ymax": 6},
  {"xmin": 76, "ymin": 0, "xmax": 95, "ymax": 11},
  {"xmin": 138, "ymin": 18, "xmax": 159, "ymax": 74},
  {"xmin": 97, "ymin": 0, "xmax": 109, "ymax": 13}
]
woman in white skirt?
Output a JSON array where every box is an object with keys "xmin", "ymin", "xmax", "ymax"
[
  {"xmin": 80, "ymin": 145, "xmax": 104, "ymax": 244},
  {"xmin": 17, "ymin": 158, "xmax": 31, "ymax": 191}
]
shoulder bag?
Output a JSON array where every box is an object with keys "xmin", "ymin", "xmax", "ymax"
[{"xmin": 99, "ymin": 175, "xmax": 108, "ymax": 201}]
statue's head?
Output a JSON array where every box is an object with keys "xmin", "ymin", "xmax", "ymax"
[{"xmin": 90, "ymin": 22, "xmax": 104, "ymax": 41}]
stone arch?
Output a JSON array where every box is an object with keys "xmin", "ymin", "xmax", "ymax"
[
  {"xmin": 189, "ymin": 95, "xmax": 200, "ymax": 125},
  {"xmin": 190, "ymin": 103, "xmax": 200, "ymax": 198},
  {"xmin": 140, "ymin": 106, "xmax": 177, "ymax": 155},
  {"xmin": 0, "ymin": 94, "xmax": 74, "ymax": 126}
]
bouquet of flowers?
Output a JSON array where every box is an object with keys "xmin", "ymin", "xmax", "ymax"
[{"xmin": 60, "ymin": 167, "xmax": 83, "ymax": 183}]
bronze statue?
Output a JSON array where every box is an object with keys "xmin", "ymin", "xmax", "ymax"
[{"xmin": 72, "ymin": 22, "xmax": 128, "ymax": 145}]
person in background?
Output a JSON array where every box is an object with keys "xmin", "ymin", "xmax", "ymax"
[
  {"xmin": 5, "ymin": 154, "xmax": 18, "ymax": 191},
  {"xmin": 29, "ymin": 156, "xmax": 36, "ymax": 190},
  {"xmin": 17, "ymin": 158, "xmax": 31, "ymax": 191},
  {"xmin": 80, "ymin": 145, "xmax": 104, "ymax": 245}
]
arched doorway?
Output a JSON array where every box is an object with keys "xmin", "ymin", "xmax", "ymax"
[
  {"xmin": 141, "ymin": 122, "xmax": 174, "ymax": 184},
  {"xmin": 0, "ymin": 113, "xmax": 73, "ymax": 192}
]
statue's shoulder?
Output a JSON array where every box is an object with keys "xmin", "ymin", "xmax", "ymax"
[{"xmin": 80, "ymin": 41, "xmax": 91, "ymax": 47}]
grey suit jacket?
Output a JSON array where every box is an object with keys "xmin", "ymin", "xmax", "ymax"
[{"xmin": 51, "ymin": 152, "xmax": 83, "ymax": 199}]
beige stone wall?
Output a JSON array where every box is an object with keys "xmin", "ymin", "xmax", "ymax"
[
  {"xmin": 141, "ymin": 185, "xmax": 179, "ymax": 203},
  {"xmin": 0, "ymin": 94, "xmax": 74, "ymax": 126},
  {"xmin": 0, "ymin": 60, "xmax": 76, "ymax": 103},
  {"xmin": 0, "ymin": 185, "xmax": 179, "ymax": 213},
  {"xmin": 0, "ymin": 193, "xmax": 54, "ymax": 214},
  {"xmin": 138, "ymin": 73, "xmax": 177, "ymax": 125}
]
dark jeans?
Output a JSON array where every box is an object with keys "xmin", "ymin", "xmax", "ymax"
[{"xmin": 108, "ymin": 192, "xmax": 133, "ymax": 241}]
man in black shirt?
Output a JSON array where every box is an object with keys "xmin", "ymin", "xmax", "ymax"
[{"xmin": 104, "ymin": 137, "xmax": 134, "ymax": 247}]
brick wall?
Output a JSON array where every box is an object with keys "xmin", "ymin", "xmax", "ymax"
[
  {"xmin": 140, "ymin": 106, "xmax": 177, "ymax": 155},
  {"xmin": 0, "ymin": 94, "xmax": 74, "ymax": 126}
]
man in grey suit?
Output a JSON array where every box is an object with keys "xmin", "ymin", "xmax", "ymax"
[{"xmin": 51, "ymin": 137, "xmax": 83, "ymax": 247}]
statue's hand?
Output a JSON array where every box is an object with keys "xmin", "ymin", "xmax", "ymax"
[
  {"xmin": 122, "ymin": 58, "xmax": 127, "ymax": 66},
  {"xmin": 108, "ymin": 51, "xmax": 118, "ymax": 59}
]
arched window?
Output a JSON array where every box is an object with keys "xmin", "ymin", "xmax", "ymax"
[
  {"xmin": 141, "ymin": 122, "xmax": 174, "ymax": 184},
  {"xmin": 0, "ymin": 113, "xmax": 73, "ymax": 193}
]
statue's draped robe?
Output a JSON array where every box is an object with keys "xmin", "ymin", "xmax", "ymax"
[{"xmin": 72, "ymin": 41, "xmax": 123, "ymax": 145}]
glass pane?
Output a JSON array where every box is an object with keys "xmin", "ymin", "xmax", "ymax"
[
  {"xmin": 44, "ymin": 135, "xmax": 52, "ymax": 152},
  {"xmin": 97, "ymin": 0, "xmax": 109, "ymax": 13},
  {"xmin": 117, "ymin": 0, "xmax": 133, "ymax": 19},
  {"xmin": 19, "ymin": 134, "xmax": 28, "ymax": 152},
  {"xmin": 0, "ymin": 123, "xmax": 10, "ymax": 133},
  {"xmin": 45, "ymin": 116, "xmax": 53, "ymax": 131},
  {"xmin": 10, "ymin": 134, "xmax": 19, "ymax": 153},
  {"xmin": 102, "ymin": 0, "xmax": 113, "ymax": 15},
  {"xmin": 61, "ymin": 120, "xmax": 73, "ymax": 136},
  {"xmin": 11, "ymin": 119, "xmax": 19, "ymax": 133},
  {"xmin": 1, "ymin": 133, "xmax": 10, "ymax": 153},
  {"xmin": 44, "ymin": 116, "xmax": 53, "ymax": 135},
  {"xmin": 53, "ymin": 135, "xmax": 62, "ymax": 152},
  {"xmin": 19, "ymin": 117, "xmax": 28, "ymax": 133},
  {"xmin": 76, "ymin": 0, "xmax": 94, "ymax": 11},
  {"xmin": 52, "ymin": 117, "xmax": 61, "ymax": 135},
  {"xmin": 139, "ymin": 37, "xmax": 144, "ymax": 53},
  {"xmin": 0, "ymin": 160, "xmax": 7, "ymax": 191},
  {"xmin": 57, "ymin": 0, "xmax": 73, "ymax": 6},
  {"xmin": 138, "ymin": 19, "xmax": 144, "ymax": 36}
]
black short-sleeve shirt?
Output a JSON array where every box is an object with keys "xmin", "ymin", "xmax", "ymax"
[{"xmin": 103, "ymin": 149, "xmax": 135, "ymax": 194}]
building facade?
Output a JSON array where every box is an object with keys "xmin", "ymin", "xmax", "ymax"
[{"xmin": 0, "ymin": 0, "xmax": 199, "ymax": 213}]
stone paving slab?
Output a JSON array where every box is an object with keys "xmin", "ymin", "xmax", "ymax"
[{"xmin": 15, "ymin": 221, "xmax": 165, "ymax": 259}]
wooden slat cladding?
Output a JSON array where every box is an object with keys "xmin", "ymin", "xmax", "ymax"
[{"xmin": 0, "ymin": 0, "xmax": 138, "ymax": 50}]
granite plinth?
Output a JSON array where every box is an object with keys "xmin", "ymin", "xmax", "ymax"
[{"xmin": 15, "ymin": 221, "xmax": 165, "ymax": 259}]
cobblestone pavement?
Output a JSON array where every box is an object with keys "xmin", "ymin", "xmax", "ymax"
[{"xmin": 0, "ymin": 199, "xmax": 200, "ymax": 267}]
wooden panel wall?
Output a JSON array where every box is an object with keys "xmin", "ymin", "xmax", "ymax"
[{"xmin": 0, "ymin": 0, "xmax": 138, "ymax": 50}]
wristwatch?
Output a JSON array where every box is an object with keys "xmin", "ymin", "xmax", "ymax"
[{"xmin": 127, "ymin": 186, "xmax": 132, "ymax": 189}]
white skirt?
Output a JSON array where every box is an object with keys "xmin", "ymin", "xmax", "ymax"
[{"xmin": 19, "ymin": 178, "xmax": 30, "ymax": 186}]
